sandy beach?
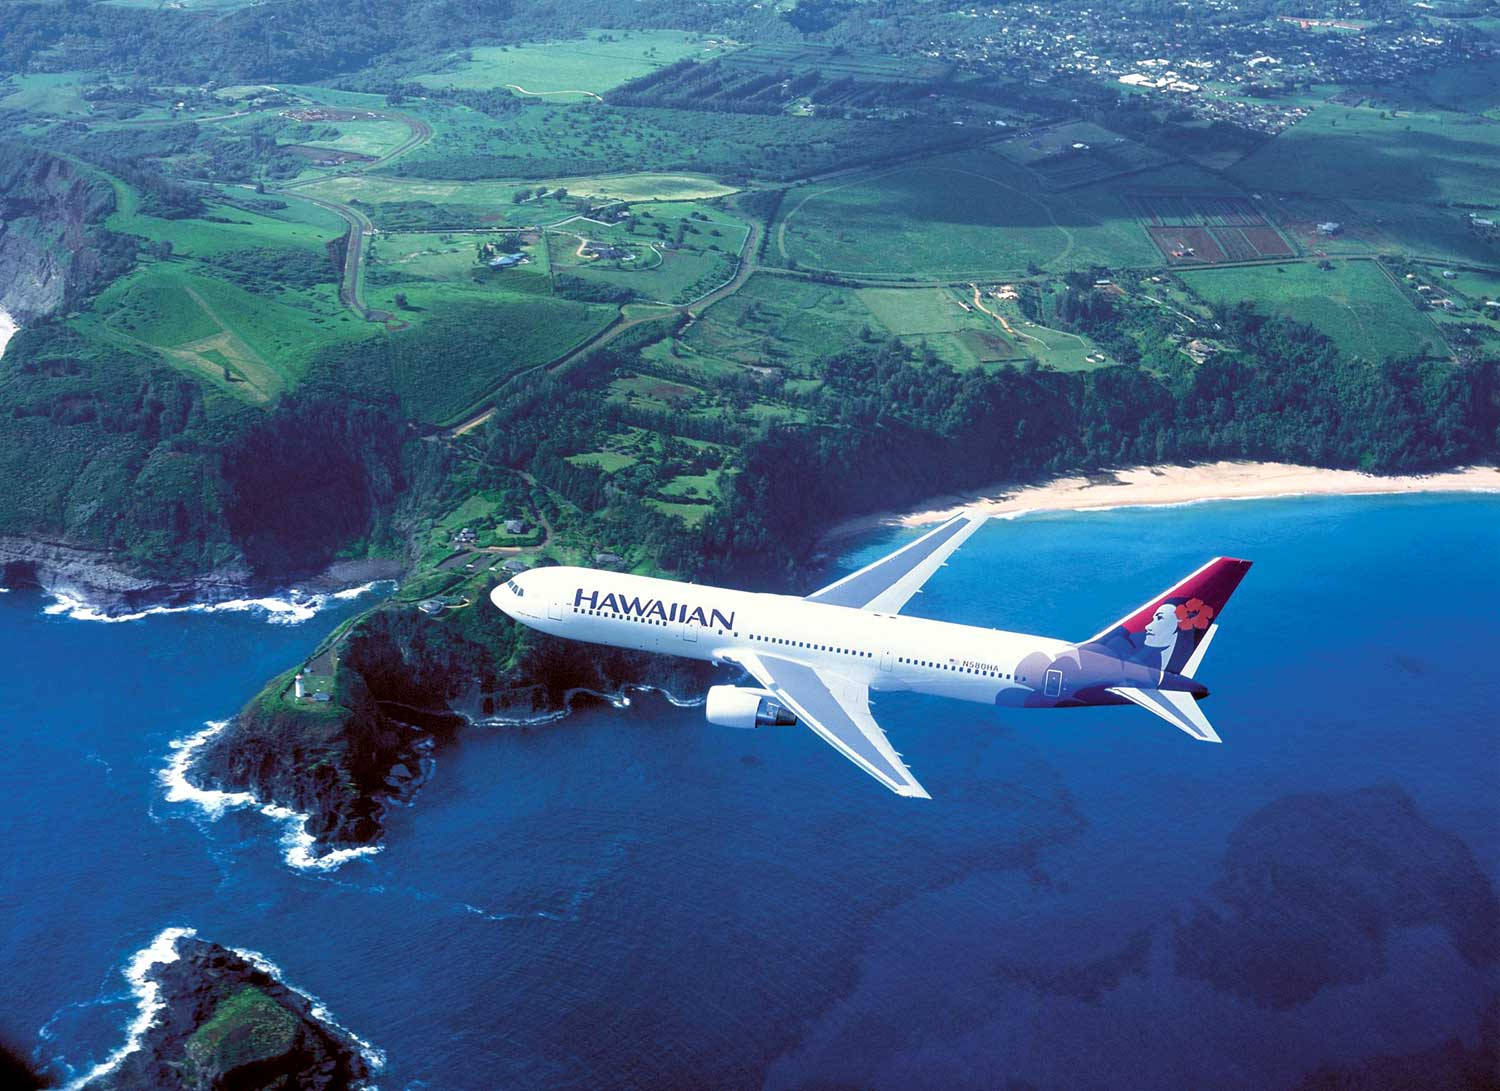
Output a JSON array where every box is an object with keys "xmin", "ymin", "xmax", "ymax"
[{"xmin": 823, "ymin": 461, "xmax": 1500, "ymax": 541}]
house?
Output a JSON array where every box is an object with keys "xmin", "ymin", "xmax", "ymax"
[
  {"xmin": 418, "ymin": 599, "xmax": 445, "ymax": 615},
  {"xmin": 1441, "ymin": 270, "xmax": 1458, "ymax": 279},
  {"xmin": 488, "ymin": 252, "xmax": 527, "ymax": 268},
  {"xmin": 454, "ymin": 527, "xmax": 478, "ymax": 544},
  {"xmin": 502, "ymin": 559, "xmax": 529, "ymax": 574},
  {"xmin": 1316, "ymin": 222, "xmax": 1342, "ymax": 236},
  {"xmin": 503, "ymin": 518, "xmax": 529, "ymax": 535},
  {"xmin": 593, "ymin": 551, "xmax": 624, "ymax": 566}
]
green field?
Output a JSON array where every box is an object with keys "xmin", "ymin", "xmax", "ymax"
[
  {"xmin": 412, "ymin": 30, "xmax": 733, "ymax": 97},
  {"xmin": 774, "ymin": 146, "xmax": 1158, "ymax": 278},
  {"xmin": 369, "ymin": 231, "xmax": 549, "ymax": 284},
  {"xmin": 1230, "ymin": 105, "xmax": 1500, "ymax": 206},
  {"xmin": 542, "ymin": 173, "xmax": 738, "ymax": 202},
  {"xmin": 362, "ymin": 292, "xmax": 616, "ymax": 424},
  {"xmin": 78, "ymin": 263, "xmax": 368, "ymax": 402},
  {"xmin": 1182, "ymin": 260, "xmax": 1442, "ymax": 362},
  {"xmin": 551, "ymin": 202, "xmax": 749, "ymax": 304},
  {"xmin": 295, "ymin": 119, "xmax": 415, "ymax": 159}
]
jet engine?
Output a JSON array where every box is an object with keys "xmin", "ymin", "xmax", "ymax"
[{"xmin": 705, "ymin": 686, "xmax": 798, "ymax": 730}]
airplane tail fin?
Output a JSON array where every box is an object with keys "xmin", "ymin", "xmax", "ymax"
[
  {"xmin": 1110, "ymin": 686, "xmax": 1221, "ymax": 743},
  {"xmin": 1084, "ymin": 556, "xmax": 1252, "ymax": 680}
]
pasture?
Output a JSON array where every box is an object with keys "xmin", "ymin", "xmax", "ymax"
[
  {"xmin": 79, "ymin": 263, "xmax": 366, "ymax": 402},
  {"xmin": 1229, "ymin": 105, "xmax": 1500, "ymax": 206},
  {"xmin": 0, "ymin": 72, "xmax": 96, "ymax": 116},
  {"xmin": 773, "ymin": 147, "xmax": 1158, "ymax": 278},
  {"xmin": 412, "ymin": 30, "xmax": 731, "ymax": 97},
  {"xmin": 293, "ymin": 118, "xmax": 415, "ymax": 159},
  {"xmin": 1181, "ymin": 260, "xmax": 1442, "ymax": 362}
]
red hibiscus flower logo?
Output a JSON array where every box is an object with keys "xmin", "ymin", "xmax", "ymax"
[{"xmin": 1176, "ymin": 598, "xmax": 1214, "ymax": 631}]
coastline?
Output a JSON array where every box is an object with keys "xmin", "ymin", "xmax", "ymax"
[
  {"xmin": 821, "ymin": 462, "xmax": 1500, "ymax": 540},
  {"xmin": 0, "ymin": 537, "xmax": 404, "ymax": 621}
]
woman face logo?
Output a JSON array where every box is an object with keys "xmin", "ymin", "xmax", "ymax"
[{"xmin": 1143, "ymin": 604, "xmax": 1178, "ymax": 649}]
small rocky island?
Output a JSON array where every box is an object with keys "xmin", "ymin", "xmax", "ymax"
[{"xmin": 85, "ymin": 934, "xmax": 372, "ymax": 1091}]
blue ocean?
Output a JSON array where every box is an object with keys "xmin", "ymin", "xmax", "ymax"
[{"xmin": 4, "ymin": 495, "xmax": 1497, "ymax": 1090}]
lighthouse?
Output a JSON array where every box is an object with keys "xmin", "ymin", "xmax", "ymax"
[{"xmin": 294, "ymin": 672, "xmax": 305, "ymax": 700}]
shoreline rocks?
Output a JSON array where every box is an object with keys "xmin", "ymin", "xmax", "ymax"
[
  {"xmin": 0, "ymin": 535, "xmax": 403, "ymax": 616},
  {"xmin": 83, "ymin": 934, "xmax": 373, "ymax": 1091}
]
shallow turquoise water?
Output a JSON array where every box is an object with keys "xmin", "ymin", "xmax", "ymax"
[{"xmin": 3, "ymin": 495, "xmax": 1496, "ymax": 1089}]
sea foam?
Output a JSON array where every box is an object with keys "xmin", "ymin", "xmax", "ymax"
[
  {"xmin": 61, "ymin": 926, "xmax": 196, "ymax": 1091},
  {"xmin": 61, "ymin": 926, "xmax": 383, "ymax": 1089},
  {"xmin": 162, "ymin": 721, "xmax": 383, "ymax": 872},
  {"xmin": 44, "ymin": 580, "xmax": 394, "ymax": 625}
]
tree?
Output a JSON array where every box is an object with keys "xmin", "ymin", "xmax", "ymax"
[{"xmin": 394, "ymin": 292, "xmax": 409, "ymax": 310}]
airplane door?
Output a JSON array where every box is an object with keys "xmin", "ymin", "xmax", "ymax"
[
  {"xmin": 880, "ymin": 650, "xmax": 894, "ymax": 671},
  {"xmin": 681, "ymin": 620, "xmax": 699, "ymax": 642},
  {"xmin": 1044, "ymin": 669, "xmax": 1063, "ymax": 698},
  {"xmin": 547, "ymin": 601, "xmax": 564, "ymax": 621}
]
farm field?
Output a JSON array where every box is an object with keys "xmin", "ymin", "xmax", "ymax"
[
  {"xmin": 77, "ymin": 263, "xmax": 367, "ymax": 402},
  {"xmin": 1229, "ymin": 104, "xmax": 1500, "ymax": 206},
  {"xmin": 774, "ymin": 147, "xmax": 1158, "ymax": 278},
  {"xmin": 1129, "ymin": 192, "xmax": 1296, "ymax": 264},
  {"xmin": 412, "ymin": 30, "xmax": 732, "ymax": 97},
  {"xmin": 1182, "ymin": 260, "xmax": 1441, "ymax": 362}
]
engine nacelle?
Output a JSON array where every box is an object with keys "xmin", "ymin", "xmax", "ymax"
[{"xmin": 705, "ymin": 685, "xmax": 798, "ymax": 730}]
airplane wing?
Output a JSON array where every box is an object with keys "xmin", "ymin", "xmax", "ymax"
[
  {"xmin": 805, "ymin": 511, "xmax": 988, "ymax": 614},
  {"xmin": 724, "ymin": 650, "xmax": 929, "ymax": 798}
]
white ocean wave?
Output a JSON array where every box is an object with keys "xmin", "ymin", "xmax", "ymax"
[
  {"xmin": 162, "ymin": 720, "xmax": 383, "ymax": 872},
  {"xmin": 61, "ymin": 926, "xmax": 197, "ymax": 1091},
  {"xmin": 44, "ymin": 580, "xmax": 394, "ymax": 625},
  {"xmin": 63, "ymin": 926, "xmax": 383, "ymax": 1089},
  {"xmin": 223, "ymin": 942, "xmax": 386, "ymax": 1073},
  {"xmin": 0, "ymin": 307, "xmax": 17, "ymax": 361}
]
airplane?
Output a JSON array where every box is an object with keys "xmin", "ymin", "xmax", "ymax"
[{"xmin": 490, "ymin": 513, "xmax": 1251, "ymax": 798}]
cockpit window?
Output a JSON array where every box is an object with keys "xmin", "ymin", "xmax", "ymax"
[{"xmin": 505, "ymin": 580, "xmax": 524, "ymax": 597}]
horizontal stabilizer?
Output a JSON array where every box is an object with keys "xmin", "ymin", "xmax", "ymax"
[{"xmin": 1110, "ymin": 686, "xmax": 1222, "ymax": 743}]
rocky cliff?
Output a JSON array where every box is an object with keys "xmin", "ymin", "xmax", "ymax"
[
  {"xmin": 84, "ymin": 935, "xmax": 371, "ymax": 1091},
  {"xmin": 192, "ymin": 595, "xmax": 714, "ymax": 859},
  {"xmin": 0, "ymin": 144, "xmax": 125, "ymax": 323}
]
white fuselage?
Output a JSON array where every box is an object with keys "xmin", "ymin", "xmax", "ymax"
[{"xmin": 493, "ymin": 566, "xmax": 1071, "ymax": 707}]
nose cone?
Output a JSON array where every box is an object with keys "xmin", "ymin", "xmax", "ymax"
[{"xmin": 490, "ymin": 581, "xmax": 517, "ymax": 619}]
